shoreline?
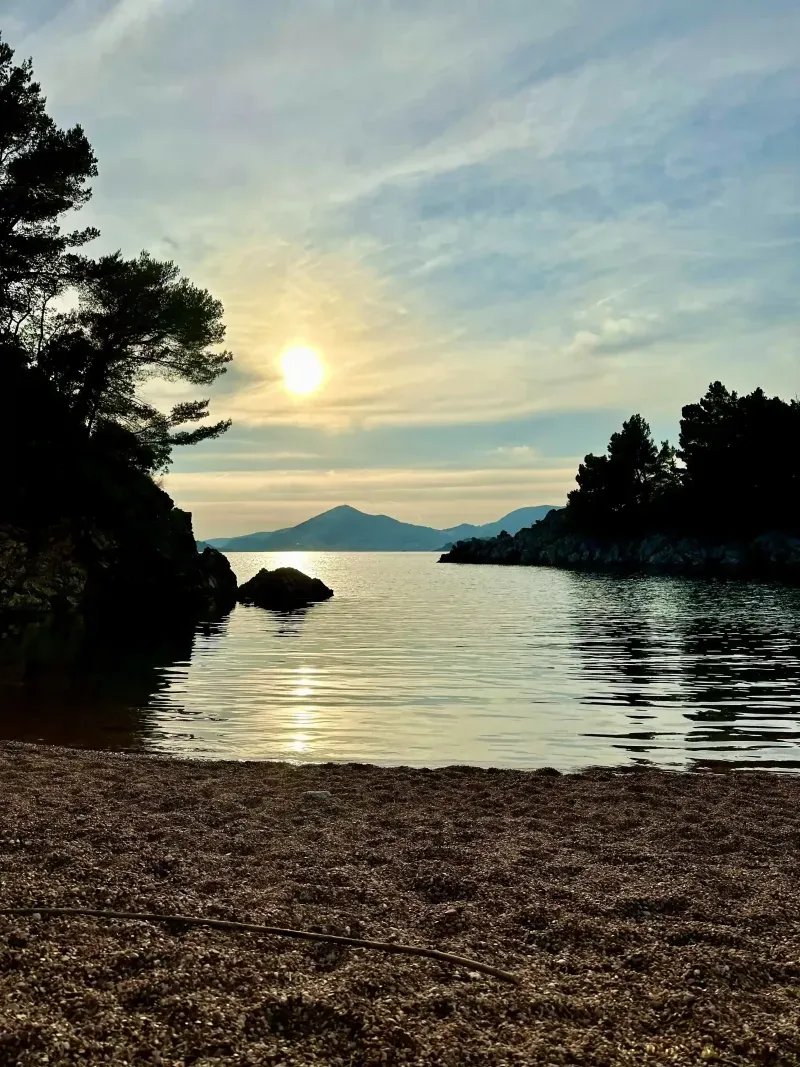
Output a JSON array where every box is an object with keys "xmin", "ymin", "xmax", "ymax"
[
  {"xmin": 439, "ymin": 522, "xmax": 800, "ymax": 585},
  {"xmin": 2, "ymin": 744, "xmax": 799, "ymax": 1065}
]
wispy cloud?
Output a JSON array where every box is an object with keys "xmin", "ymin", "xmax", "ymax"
[
  {"xmin": 15, "ymin": 0, "xmax": 196, "ymax": 90},
  {"xmin": 489, "ymin": 446, "xmax": 541, "ymax": 462},
  {"xmin": 8, "ymin": 0, "xmax": 799, "ymax": 528},
  {"xmin": 91, "ymin": 0, "xmax": 190, "ymax": 55}
]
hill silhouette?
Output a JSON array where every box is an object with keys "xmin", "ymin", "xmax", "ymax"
[{"xmin": 209, "ymin": 504, "xmax": 559, "ymax": 552}]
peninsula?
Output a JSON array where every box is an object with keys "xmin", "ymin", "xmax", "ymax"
[{"xmin": 442, "ymin": 383, "xmax": 800, "ymax": 582}]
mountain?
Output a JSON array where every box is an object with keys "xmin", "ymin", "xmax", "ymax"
[
  {"xmin": 440, "ymin": 507, "xmax": 561, "ymax": 544},
  {"xmin": 212, "ymin": 504, "xmax": 560, "ymax": 552}
]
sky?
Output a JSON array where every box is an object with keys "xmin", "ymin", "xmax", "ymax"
[{"xmin": 3, "ymin": 0, "xmax": 799, "ymax": 536}]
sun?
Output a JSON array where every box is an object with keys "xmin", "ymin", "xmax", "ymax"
[{"xmin": 280, "ymin": 345, "xmax": 324, "ymax": 396}]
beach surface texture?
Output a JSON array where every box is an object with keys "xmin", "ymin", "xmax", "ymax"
[{"xmin": 1, "ymin": 744, "xmax": 799, "ymax": 1065}]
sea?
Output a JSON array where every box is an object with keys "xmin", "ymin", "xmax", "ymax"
[{"xmin": 3, "ymin": 551, "xmax": 800, "ymax": 770}]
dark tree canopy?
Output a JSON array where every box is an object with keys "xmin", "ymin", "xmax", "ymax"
[
  {"xmin": 678, "ymin": 383, "xmax": 800, "ymax": 534},
  {"xmin": 0, "ymin": 32, "xmax": 232, "ymax": 505},
  {"xmin": 0, "ymin": 35, "xmax": 97, "ymax": 343},
  {"xmin": 568, "ymin": 414, "xmax": 678, "ymax": 531},
  {"xmin": 39, "ymin": 251, "xmax": 233, "ymax": 467},
  {"xmin": 566, "ymin": 384, "xmax": 800, "ymax": 537}
]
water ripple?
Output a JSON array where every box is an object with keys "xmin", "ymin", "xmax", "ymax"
[{"xmin": 4, "ymin": 552, "xmax": 800, "ymax": 768}]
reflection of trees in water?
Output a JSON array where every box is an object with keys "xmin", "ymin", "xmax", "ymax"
[
  {"xmin": 567, "ymin": 574, "xmax": 679, "ymax": 762},
  {"xmin": 669, "ymin": 582, "xmax": 800, "ymax": 761},
  {"xmin": 569, "ymin": 571, "xmax": 668, "ymax": 712},
  {"xmin": 567, "ymin": 572, "xmax": 800, "ymax": 764},
  {"xmin": 0, "ymin": 613, "xmax": 230, "ymax": 750}
]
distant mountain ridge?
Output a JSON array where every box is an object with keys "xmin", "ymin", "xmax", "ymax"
[{"xmin": 206, "ymin": 504, "xmax": 561, "ymax": 552}]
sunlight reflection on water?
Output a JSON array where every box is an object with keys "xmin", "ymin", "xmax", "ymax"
[{"xmin": 3, "ymin": 552, "xmax": 800, "ymax": 770}]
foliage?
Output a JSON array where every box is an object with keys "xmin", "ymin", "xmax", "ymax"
[
  {"xmin": 0, "ymin": 32, "xmax": 232, "ymax": 515},
  {"xmin": 50, "ymin": 251, "xmax": 232, "ymax": 430},
  {"xmin": 567, "ymin": 384, "xmax": 800, "ymax": 537},
  {"xmin": 678, "ymin": 382, "xmax": 800, "ymax": 535},
  {"xmin": 567, "ymin": 415, "xmax": 679, "ymax": 532},
  {"xmin": 0, "ymin": 36, "xmax": 97, "ymax": 347}
]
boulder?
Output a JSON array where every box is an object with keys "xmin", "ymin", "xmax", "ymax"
[
  {"xmin": 237, "ymin": 567, "xmax": 334, "ymax": 610},
  {"xmin": 196, "ymin": 546, "xmax": 238, "ymax": 615}
]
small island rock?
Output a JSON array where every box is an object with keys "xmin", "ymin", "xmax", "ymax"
[{"xmin": 237, "ymin": 567, "xmax": 334, "ymax": 610}]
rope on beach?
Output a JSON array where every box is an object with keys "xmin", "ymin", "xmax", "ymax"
[{"xmin": 0, "ymin": 906, "xmax": 520, "ymax": 985}]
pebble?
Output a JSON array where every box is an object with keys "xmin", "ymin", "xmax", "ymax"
[{"xmin": 1, "ymin": 745, "xmax": 799, "ymax": 1066}]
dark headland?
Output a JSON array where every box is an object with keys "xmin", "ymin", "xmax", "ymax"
[
  {"xmin": 441, "ymin": 384, "xmax": 800, "ymax": 582},
  {"xmin": 0, "ymin": 38, "xmax": 237, "ymax": 623}
]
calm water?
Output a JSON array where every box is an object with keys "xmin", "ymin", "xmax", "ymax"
[{"xmin": 3, "ymin": 552, "xmax": 800, "ymax": 770}]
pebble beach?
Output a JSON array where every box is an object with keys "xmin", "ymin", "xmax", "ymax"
[{"xmin": 1, "ymin": 743, "xmax": 799, "ymax": 1065}]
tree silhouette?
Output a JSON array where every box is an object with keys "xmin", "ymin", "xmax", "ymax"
[
  {"xmin": 568, "ymin": 414, "xmax": 678, "ymax": 530},
  {"xmin": 1, "ymin": 33, "xmax": 232, "ymax": 502},
  {"xmin": 679, "ymin": 382, "xmax": 800, "ymax": 534},
  {"xmin": 563, "ymin": 384, "xmax": 800, "ymax": 538},
  {"xmin": 39, "ymin": 251, "xmax": 232, "ymax": 467},
  {"xmin": 0, "ymin": 36, "xmax": 97, "ymax": 348}
]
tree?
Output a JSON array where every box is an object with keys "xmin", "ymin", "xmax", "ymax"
[
  {"xmin": 39, "ymin": 251, "xmax": 233, "ymax": 466},
  {"xmin": 679, "ymin": 382, "xmax": 800, "ymax": 534},
  {"xmin": 108, "ymin": 397, "xmax": 231, "ymax": 474},
  {"xmin": 568, "ymin": 414, "xmax": 678, "ymax": 529},
  {"xmin": 677, "ymin": 381, "xmax": 738, "ymax": 494},
  {"xmin": 1, "ymin": 34, "xmax": 232, "ymax": 478},
  {"xmin": 0, "ymin": 35, "xmax": 97, "ymax": 350},
  {"xmin": 0, "ymin": 28, "xmax": 236, "ymax": 552}
]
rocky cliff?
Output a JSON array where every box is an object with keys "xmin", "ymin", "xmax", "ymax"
[
  {"xmin": 439, "ymin": 511, "xmax": 800, "ymax": 582},
  {"xmin": 0, "ymin": 482, "xmax": 237, "ymax": 618}
]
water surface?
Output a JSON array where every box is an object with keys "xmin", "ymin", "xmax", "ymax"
[{"xmin": 3, "ymin": 552, "xmax": 800, "ymax": 769}]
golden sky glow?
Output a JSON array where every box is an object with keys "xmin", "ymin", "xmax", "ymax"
[
  {"xmin": 280, "ymin": 345, "xmax": 325, "ymax": 396},
  {"xmin": 35, "ymin": 0, "xmax": 797, "ymax": 537}
]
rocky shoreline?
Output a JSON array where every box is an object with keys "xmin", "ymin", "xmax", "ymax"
[
  {"xmin": 0, "ymin": 508, "xmax": 237, "ymax": 619},
  {"xmin": 1, "ymin": 744, "xmax": 799, "ymax": 1065},
  {"xmin": 440, "ymin": 512, "xmax": 800, "ymax": 581}
]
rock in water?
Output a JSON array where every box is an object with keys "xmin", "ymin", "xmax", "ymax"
[
  {"xmin": 237, "ymin": 567, "xmax": 334, "ymax": 610},
  {"xmin": 197, "ymin": 546, "xmax": 238, "ymax": 615}
]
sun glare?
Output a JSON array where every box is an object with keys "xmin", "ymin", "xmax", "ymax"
[{"xmin": 281, "ymin": 345, "xmax": 324, "ymax": 396}]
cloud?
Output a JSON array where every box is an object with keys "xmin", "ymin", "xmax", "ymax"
[
  {"xmin": 91, "ymin": 0, "xmax": 190, "ymax": 55},
  {"xmin": 13, "ymin": 0, "xmax": 197, "ymax": 113},
  {"xmin": 10, "ymin": 0, "xmax": 800, "ymax": 523},
  {"xmin": 189, "ymin": 450, "xmax": 321, "ymax": 463},
  {"xmin": 188, "ymin": 239, "xmax": 694, "ymax": 432},
  {"xmin": 560, "ymin": 312, "xmax": 664, "ymax": 359},
  {"xmin": 489, "ymin": 445, "xmax": 541, "ymax": 461}
]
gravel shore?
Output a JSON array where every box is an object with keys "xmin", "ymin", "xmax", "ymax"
[{"xmin": 1, "ymin": 745, "xmax": 799, "ymax": 1066}]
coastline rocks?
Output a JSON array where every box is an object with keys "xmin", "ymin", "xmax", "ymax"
[
  {"xmin": 196, "ymin": 546, "xmax": 238, "ymax": 615},
  {"xmin": 0, "ymin": 525, "xmax": 88, "ymax": 613},
  {"xmin": 439, "ymin": 515, "xmax": 800, "ymax": 583},
  {"xmin": 84, "ymin": 502, "xmax": 239, "ymax": 618},
  {"xmin": 238, "ymin": 567, "xmax": 334, "ymax": 610},
  {"xmin": 0, "ymin": 508, "xmax": 238, "ymax": 619}
]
